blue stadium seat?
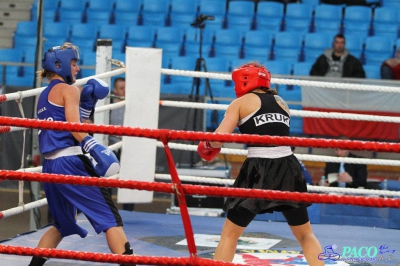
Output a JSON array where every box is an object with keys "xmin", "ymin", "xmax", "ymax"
[
  {"xmin": 342, "ymin": 6, "xmax": 372, "ymax": 37},
  {"xmin": 114, "ymin": 11, "xmax": 139, "ymax": 25},
  {"xmin": 114, "ymin": 0, "xmax": 142, "ymax": 13},
  {"xmin": 198, "ymin": 0, "xmax": 226, "ymax": 17},
  {"xmin": 81, "ymin": 51, "xmax": 96, "ymax": 66},
  {"xmin": 226, "ymin": 1, "xmax": 255, "ymax": 31},
  {"xmin": 170, "ymin": 0, "xmax": 198, "ymax": 16},
  {"xmin": 44, "ymin": 22, "xmax": 71, "ymax": 39},
  {"xmin": 79, "ymin": 68, "xmax": 96, "ymax": 78},
  {"xmin": 292, "ymin": 62, "xmax": 313, "ymax": 76},
  {"xmin": 396, "ymin": 39, "xmax": 400, "ymax": 52},
  {"xmin": 14, "ymin": 21, "xmax": 37, "ymax": 37},
  {"xmin": 211, "ymin": 29, "xmax": 244, "ymax": 58},
  {"xmin": 170, "ymin": 14, "xmax": 197, "ymax": 27},
  {"xmin": 255, "ymin": 1, "xmax": 284, "ymax": 31},
  {"xmin": 229, "ymin": 58, "xmax": 252, "ymax": 71},
  {"xmin": 382, "ymin": 0, "xmax": 400, "ymax": 8},
  {"xmin": 345, "ymin": 35, "xmax": 365, "ymax": 61},
  {"xmin": 171, "ymin": 56, "xmax": 197, "ymax": 71},
  {"xmin": 126, "ymin": 25, "xmax": 156, "ymax": 48},
  {"xmin": 303, "ymin": 33, "xmax": 334, "ymax": 62},
  {"xmin": 372, "ymin": 8, "xmax": 399, "ymax": 39},
  {"xmin": 5, "ymin": 66, "xmax": 35, "ymax": 87},
  {"xmin": 301, "ymin": 0, "xmax": 321, "ymax": 8},
  {"xmin": 363, "ymin": 36, "xmax": 395, "ymax": 65},
  {"xmin": 86, "ymin": 10, "xmax": 112, "ymax": 24},
  {"xmin": 169, "ymin": 0, "xmax": 198, "ymax": 26},
  {"xmin": 109, "ymin": 39, "xmax": 126, "ymax": 54},
  {"xmin": 171, "ymin": 56, "xmax": 197, "ymax": 90},
  {"xmin": 0, "ymin": 48, "xmax": 23, "ymax": 63},
  {"xmin": 205, "ymin": 16, "xmax": 227, "ymax": 31},
  {"xmin": 243, "ymin": 46, "xmax": 271, "ymax": 62},
  {"xmin": 363, "ymin": 64, "xmax": 381, "ymax": 79},
  {"xmin": 265, "ymin": 61, "xmax": 292, "ymax": 75},
  {"xmin": 72, "ymin": 39, "xmax": 96, "ymax": 52},
  {"xmin": 43, "ymin": 36, "xmax": 70, "ymax": 51},
  {"xmin": 244, "ymin": 30, "xmax": 274, "ymax": 49},
  {"xmin": 87, "ymin": 0, "xmax": 115, "ymax": 11},
  {"xmin": 313, "ymin": 4, "xmax": 343, "ymax": 34},
  {"xmin": 70, "ymin": 23, "xmax": 99, "ymax": 41},
  {"xmin": 59, "ymin": 0, "xmax": 88, "ymax": 11},
  {"xmin": 212, "ymin": 29, "xmax": 243, "ymax": 46},
  {"xmin": 155, "ymin": 27, "xmax": 185, "ymax": 57},
  {"xmin": 243, "ymin": 30, "xmax": 274, "ymax": 61},
  {"xmin": 314, "ymin": 20, "xmax": 341, "ymax": 36},
  {"xmin": 141, "ymin": 0, "xmax": 169, "ymax": 26},
  {"xmin": 21, "ymin": 47, "xmax": 38, "ymax": 63},
  {"xmin": 198, "ymin": 0, "xmax": 227, "ymax": 29},
  {"xmin": 99, "ymin": 24, "xmax": 128, "ymax": 41},
  {"xmin": 265, "ymin": 60, "xmax": 292, "ymax": 91},
  {"xmin": 284, "ymin": 3, "xmax": 314, "ymax": 33},
  {"xmin": 272, "ymin": 32, "xmax": 304, "ymax": 62},
  {"xmin": 158, "ymin": 43, "xmax": 183, "ymax": 58},
  {"xmin": 13, "ymin": 36, "xmax": 37, "ymax": 50},
  {"xmin": 213, "ymin": 44, "xmax": 242, "ymax": 59},
  {"xmin": 205, "ymin": 57, "xmax": 229, "ymax": 72},
  {"xmin": 58, "ymin": 9, "xmax": 84, "ymax": 24},
  {"xmin": 156, "ymin": 27, "xmax": 185, "ymax": 45},
  {"xmin": 314, "ymin": 4, "xmax": 343, "ymax": 22},
  {"xmin": 184, "ymin": 27, "xmax": 213, "ymax": 56}
]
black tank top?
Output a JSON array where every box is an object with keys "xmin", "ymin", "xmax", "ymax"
[{"xmin": 238, "ymin": 92, "xmax": 290, "ymax": 147}]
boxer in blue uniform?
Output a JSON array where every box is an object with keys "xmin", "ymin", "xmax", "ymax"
[
  {"xmin": 29, "ymin": 42, "xmax": 135, "ymax": 266},
  {"xmin": 197, "ymin": 62, "xmax": 324, "ymax": 265}
]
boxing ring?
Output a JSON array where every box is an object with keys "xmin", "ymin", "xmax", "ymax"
[{"xmin": 0, "ymin": 46, "xmax": 400, "ymax": 265}]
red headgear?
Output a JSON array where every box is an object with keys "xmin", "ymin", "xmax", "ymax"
[{"xmin": 232, "ymin": 64, "xmax": 271, "ymax": 98}]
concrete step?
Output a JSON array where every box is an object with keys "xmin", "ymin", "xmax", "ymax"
[
  {"xmin": 0, "ymin": 1, "xmax": 33, "ymax": 11},
  {"xmin": 0, "ymin": 19, "xmax": 19, "ymax": 28},
  {"xmin": 0, "ymin": 9, "xmax": 31, "ymax": 21},
  {"xmin": 0, "ymin": 36, "xmax": 13, "ymax": 48}
]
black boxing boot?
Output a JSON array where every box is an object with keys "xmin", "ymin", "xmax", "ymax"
[
  {"xmin": 119, "ymin": 242, "xmax": 136, "ymax": 266},
  {"xmin": 28, "ymin": 256, "xmax": 47, "ymax": 266}
]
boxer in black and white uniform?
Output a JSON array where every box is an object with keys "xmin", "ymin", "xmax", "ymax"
[{"xmin": 197, "ymin": 62, "xmax": 324, "ymax": 265}]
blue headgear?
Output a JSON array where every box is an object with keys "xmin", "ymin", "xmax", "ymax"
[{"xmin": 42, "ymin": 46, "xmax": 80, "ymax": 85}]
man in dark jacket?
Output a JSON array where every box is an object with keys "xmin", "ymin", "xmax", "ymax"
[
  {"xmin": 310, "ymin": 34, "xmax": 365, "ymax": 78},
  {"xmin": 324, "ymin": 147, "xmax": 367, "ymax": 189}
]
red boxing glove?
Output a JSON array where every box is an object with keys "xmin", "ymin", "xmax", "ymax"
[{"xmin": 197, "ymin": 141, "xmax": 221, "ymax": 162}]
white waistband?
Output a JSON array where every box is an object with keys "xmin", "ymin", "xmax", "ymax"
[
  {"xmin": 45, "ymin": 146, "xmax": 83, "ymax": 160},
  {"xmin": 247, "ymin": 146, "xmax": 292, "ymax": 159}
]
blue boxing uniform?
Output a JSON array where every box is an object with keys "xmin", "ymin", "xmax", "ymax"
[{"xmin": 37, "ymin": 80, "xmax": 123, "ymax": 238}]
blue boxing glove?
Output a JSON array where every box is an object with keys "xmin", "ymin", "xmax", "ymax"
[
  {"xmin": 80, "ymin": 78, "xmax": 109, "ymax": 119},
  {"xmin": 81, "ymin": 135, "xmax": 120, "ymax": 177}
]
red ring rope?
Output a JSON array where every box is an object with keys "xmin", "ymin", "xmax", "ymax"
[
  {"xmin": 0, "ymin": 245, "xmax": 240, "ymax": 266},
  {"xmin": 0, "ymin": 170, "xmax": 398, "ymax": 209},
  {"xmin": 0, "ymin": 116, "xmax": 399, "ymax": 152}
]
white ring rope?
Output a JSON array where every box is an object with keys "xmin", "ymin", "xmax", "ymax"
[
  {"xmin": 159, "ymin": 101, "xmax": 400, "ymax": 123},
  {"xmin": 161, "ymin": 68, "xmax": 400, "ymax": 93},
  {"xmin": 2, "ymin": 67, "xmax": 400, "ymax": 103},
  {"xmin": 158, "ymin": 141, "xmax": 400, "ymax": 167},
  {"xmin": 0, "ymin": 199, "xmax": 48, "ymax": 219},
  {"xmin": 154, "ymin": 174, "xmax": 400, "ymax": 197},
  {"xmin": 0, "ymin": 68, "xmax": 126, "ymax": 102}
]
